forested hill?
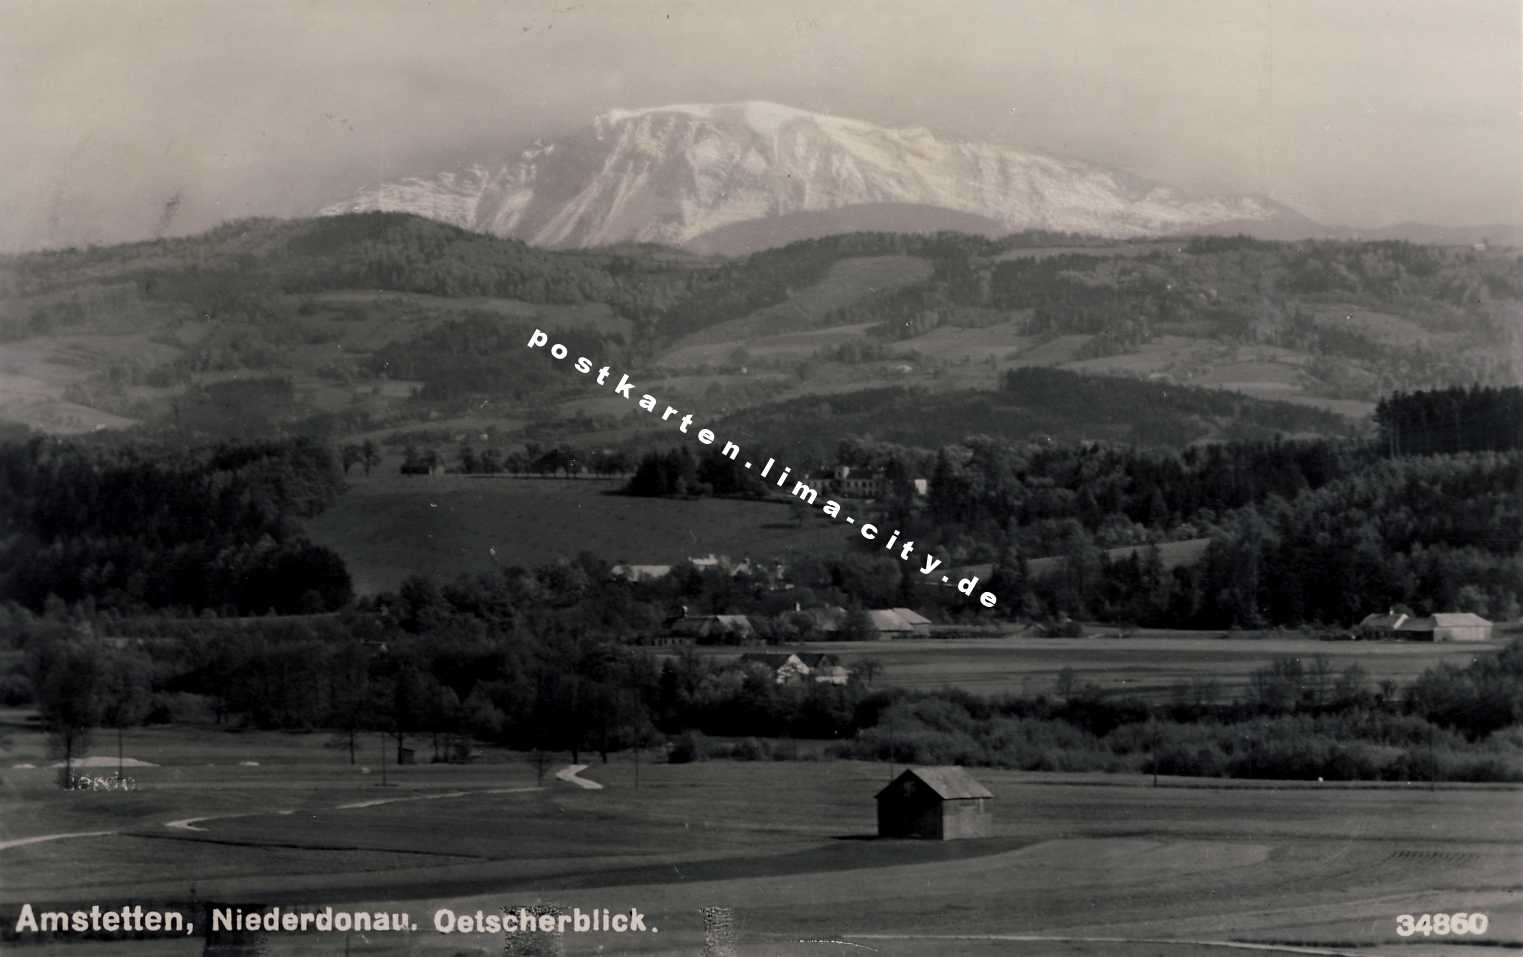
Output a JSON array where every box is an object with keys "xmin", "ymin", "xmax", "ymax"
[{"xmin": 1, "ymin": 213, "xmax": 1517, "ymax": 444}]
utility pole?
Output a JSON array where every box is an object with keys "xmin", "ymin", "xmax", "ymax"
[
  {"xmin": 380, "ymin": 732, "xmax": 388, "ymax": 787},
  {"xmin": 1151, "ymin": 719, "xmax": 1160, "ymax": 788},
  {"xmin": 1429, "ymin": 725, "xmax": 1437, "ymax": 794}
]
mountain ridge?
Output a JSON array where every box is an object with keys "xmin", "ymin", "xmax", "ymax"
[{"xmin": 319, "ymin": 100, "xmax": 1313, "ymax": 249}]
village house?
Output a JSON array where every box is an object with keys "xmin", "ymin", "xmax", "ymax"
[
  {"xmin": 667, "ymin": 612, "xmax": 756, "ymax": 643},
  {"xmin": 816, "ymin": 466, "xmax": 929, "ymax": 500},
  {"xmin": 738, "ymin": 651, "xmax": 850, "ymax": 685},
  {"xmin": 609, "ymin": 563, "xmax": 675, "ymax": 582},
  {"xmin": 875, "ymin": 766, "xmax": 994, "ymax": 840}
]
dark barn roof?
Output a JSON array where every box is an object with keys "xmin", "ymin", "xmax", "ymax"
[{"xmin": 876, "ymin": 766, "xmax": 994, "ymax": 801}]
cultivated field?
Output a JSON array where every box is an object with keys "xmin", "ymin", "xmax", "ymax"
[
  {"xmin": 2, "ymin": 717, "xmax": 1519, "ymax": 956},
  {"xmin": 709, "ymin": 633, "xmax": 1507, "ymax": 700},
  {"xmin": 305, "ymin": 475, "xmax": 855, "ymax": 593}
]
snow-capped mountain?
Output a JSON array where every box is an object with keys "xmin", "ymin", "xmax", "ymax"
[{"xmin": 320, "ymin": 101, "xmax": 1309, "ymax": 250}]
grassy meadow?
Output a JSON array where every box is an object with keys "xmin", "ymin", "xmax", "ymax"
[
  {"xmin": 2, "ymin": 713, "xmax": 1519, "ymax": 955},
  {"xmin": 700, "ymin": 633, "xmax": 1504, "ymax": 700},
  {"xmin": 304, "ymin": 474, "xmax": 855, "ymax": 593}
]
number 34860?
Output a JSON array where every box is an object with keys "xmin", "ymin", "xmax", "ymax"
[{"xmin": 1396, "ymin": 913, "xmax": 1488, "ymax": 937}]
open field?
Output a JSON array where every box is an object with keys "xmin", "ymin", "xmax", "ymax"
[
  {"xmin": 656, "ymin": 255, "xmax": 933, "ymax": 367},
  {"xmin": 2, "ymin": 718, "xmax": 1519, "ymax": 956},
  {"xmin": 703, "ymin": 634, "xmax": 1509, "ymax": 700},
  {"xmin": 305, "ymin": 474, "xmax": 855, "ymax": 593}
]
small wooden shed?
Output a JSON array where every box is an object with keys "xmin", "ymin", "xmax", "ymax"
[{"xmin": 875, "ymin": 766, "xmax": 993, "ymax": 840}]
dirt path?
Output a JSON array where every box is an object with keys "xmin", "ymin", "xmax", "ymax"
[
  {"xmin": 1, "ymin": 784, "xmax": 546, "ymax": 851},
  {"xmin": 335, "ymin": 785, "xmax": 540, "ymax": 810},
  {"xmin": 554, "ymin": 764, "xmax": 604, "ymax": 790},
  {"xmin": 0, "ymin": 829, "xmax": 117, "ymax": 851}
]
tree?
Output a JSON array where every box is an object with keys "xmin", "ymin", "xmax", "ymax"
[
  {"xmin": 328, "ymin": 642, "xmax": 374, "ymax": 764},
  {"xmin": 838, "ymin": 607, "xmax": 879, "ymax": 642},
  {"xmin": 853, "ymin": 657, "xmax": 884, "ymax": 688},
  {"xmin": 458, "ymin": 445, "xmax": 479, "ymax": 475},
  {"xmin": 29, "ymin": 638, "xmax": 105, "ymax": 787},
  {"xmin": 380, "ymin": 660, "xmax": 430, "ymax": 762},
  {"xmin": 361, "ymin": 439, "xmax": 381, "ymax": 476},
  {"xmin": 100, "ymin": 648, "xmax": 153, "ymax": 782}
]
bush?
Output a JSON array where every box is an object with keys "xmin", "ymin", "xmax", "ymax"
[
  {"xmin": 0, "ymin": 673, "xmax": 33, "ymax": 706},
  {"xmin": 145, "ymin": 691, "xmax": 215, "ymax": 724},
  {"xmin": 730, "ymin": 737, "xmax": 769, "ymax": 761},
  {"xmin": 667, "ymin": 730, "xmax": 707, "ymax": 764}
]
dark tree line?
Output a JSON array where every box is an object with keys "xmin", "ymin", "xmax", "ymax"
[
  {"xmin": 838, "ymin": 640, "xmax": 1522, "ymax": 781},
  {"xmin": 1375, "ymin": 384, "xmax": 1523, "ymax": 456},
  {"xmin": 624, "ymin": 447, "xmax": 767, "ymax": 498},
  {"xmin": 0, "ymin": 437, "xmax": 352, "ymax": 615}
]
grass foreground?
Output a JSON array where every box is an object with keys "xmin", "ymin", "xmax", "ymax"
[{"xmin": 1, "ymin": 719, "xmax": 1520, "ymax": 955}]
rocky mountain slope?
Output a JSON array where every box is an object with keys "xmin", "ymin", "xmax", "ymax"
[{"xmin": 320, "ymin": 101, "xmax": 1311, "ymax": 249}]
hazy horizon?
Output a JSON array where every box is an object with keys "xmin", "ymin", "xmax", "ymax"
[{"xmin": 3, "ymin": 0, "xmax": 1519, "ymax": 252}]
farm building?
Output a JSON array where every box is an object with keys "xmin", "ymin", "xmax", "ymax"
[
  {"xmin": 867, "ymin": 607, "xmax": 933, "ymax": 636},
  {"xmin": 1357, "ymin": 610, "xmax": 1493, "ymax": 641},
  {"xmin": 876, "ymin": 766, "xmax": 993, "ymax": 840},
  {"xmin": 1430, "ymin": 613, "xmax": 1494, "ymax": 641},
  {"xmin": 1356, "ymin": 611, "xmax": 1412, "ymax": 639}
]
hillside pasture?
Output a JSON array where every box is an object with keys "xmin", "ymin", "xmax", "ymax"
[
  {"xmin": 0, "ymin": 334, "xmax": 179, "ymax": 432},
  {"xmin": 304, "ymin": 475, "xmax": 856, "ymax": 593},
  {"xmin": 1061, "ymin": 334, "xmax": 1218, "ymax": 378},
  {"xmin": 896, "ymin": 322, "xmax": 1034, "ymax": 362},
  {"xmin": 294, "ymin": 289, "xmax": 632, "ymax": 337},
  {"xmin": 1310, "ymin": 303, "xmax": 1447, "ymax": 347},
  {"xmin": 656, "ymin": 323, "xmax": 880, "ymax": 369},
  {"xmin": 657, "ymin": 255, "xmax": 934, "ymax": 364},
  {"xmin": 1062, "ymin": 339, "xmax": 1377, "ymax": 420},
  {"xmin": 1006, "ymin": 334, "xmax": 1094, "ymax": 366}
]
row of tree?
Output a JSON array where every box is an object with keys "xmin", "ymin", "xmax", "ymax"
[
  {"xmin": 398, "ymin": 443, "xmax": 632, "ymax": 477},
  {"xmin": 16, "ymin": 583, "xmax": 1518, "ymax": 786}
]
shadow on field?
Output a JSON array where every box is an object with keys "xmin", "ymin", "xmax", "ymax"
[
  {"xmin": 85, "ymin": 834, "xmax": 1040, "ymax": 908},
  {"xmin": 522, "ymin": 835, "xmax": 1034, "ymax": 891}
]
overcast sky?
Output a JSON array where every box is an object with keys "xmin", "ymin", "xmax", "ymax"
[{"xmin": 3, "ymin": 0, "xmax": 1519, "ymax": 251}]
